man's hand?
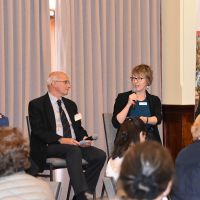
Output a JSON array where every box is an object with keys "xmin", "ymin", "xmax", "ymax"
[
  {"xmin": 59, "ymin": 138, "xmax": 79, "ymax": 146},
  {"xmin": 79, "ymin": 136, "xmax": 92, "ymax": 147}
]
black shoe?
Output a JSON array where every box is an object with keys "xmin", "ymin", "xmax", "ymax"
[
  {"xmin": 73, "ymin": 191, "xmax": 93, "ymax": 200},
  {"xmin": 84, "ymin": 192, "xmax": 93, "ymax": 199},
  {"xmin": 73, "ymin": 192, "xmax": 87, "ymax": 200},
  {"xmin": 72, "ymin": 195, "xmax": 77, "ymax": 200}
]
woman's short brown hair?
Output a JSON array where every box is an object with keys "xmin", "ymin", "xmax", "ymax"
[
  {"xmin": 0, "ymin": 127, "xmax": 30, "ymax": 176},
  {"xmin": 131, "ymin": 64, "xmax": 153, "ymax": 86}
]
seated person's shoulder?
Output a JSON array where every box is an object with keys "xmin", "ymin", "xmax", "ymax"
[
  {"xmin": 118, "ymin": 90, "xmax": 132, "ymax": 97},
  {"xmin": 29, "ymin": 95, "xmax": 46, "ymax": 105},
  {"xmin": 147, "ymin": 92, "xmax": 160, "ymax": 100},
  {"xmin": 115, "ymin": 91, "xmax": 132, "ymax": 101},
  {"xmin": 62, "ymin": 97, "xmax": 77, "ymax": 108}
]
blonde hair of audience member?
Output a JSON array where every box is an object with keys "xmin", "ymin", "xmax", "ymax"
[
  {"xmin": 191, "ymin": 114, "xmax": 200, "ymax": 141},
  {"xmin": 117, "ymin": 141, "xmax": 174, "ymax": 200},
  {"xmin": 0, "ymin": 127, "xmax": 30, "ymax": 176}
]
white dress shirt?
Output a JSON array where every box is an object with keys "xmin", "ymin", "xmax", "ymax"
[{"xmin": 48, "ymin": 92, "xmax": 76, "ymax": 139}]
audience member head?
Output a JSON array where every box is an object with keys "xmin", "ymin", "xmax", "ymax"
[
  {"xmin": 111, "ymin": 117, "xmax": 147, "ymax": 159},
  {"xmin": 46, "ymin": 71, "xmax": 71, "ymax": 98},
  {"xmin": 131, "ymin": 64, "xmax": 153, "ymax": 86},
  {"xmin": 191, "ymin": 114, "xmax": 200, "ymax": 141},
  {"xmin": 0, "ymin": 127, "xmax": 30, "ymax": 177},
  {"xmin": 117, "ymin": 141, "xmax": 174, "ymax": 200}
]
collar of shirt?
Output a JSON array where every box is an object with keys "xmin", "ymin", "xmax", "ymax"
[{"xmin": 48, "ymin": 92, "xmax": 62, "ymax": 106}]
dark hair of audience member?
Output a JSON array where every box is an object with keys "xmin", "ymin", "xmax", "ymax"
[
  {"xmin": 111, "ymin": 117, "xmax": 147, "ymax": 159},
  {"xmin": 0, "ymin": 127, "xmax": 30, "ymax": 176},
  {"xmin": 117, "ymin": 141, "xmax": 174, "ymax": 200}
]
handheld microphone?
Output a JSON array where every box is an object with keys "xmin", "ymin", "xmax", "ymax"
[
  {"xmin": 131, "ymin": 88, "xmax": 136, "ymax": 104},
  {"xmin": 85, "ymin": 136, "xmax": 98, "ymax": 140},
  {"xmin": 79, "ymin": 136, "xmax": 98, "ymax": 145}
]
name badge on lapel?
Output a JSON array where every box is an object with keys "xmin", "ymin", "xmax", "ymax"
[
  {"xmin": 74, "ymin": 113, "xmax": 82, "ymax": 121},
  {"xmin": 139, "ymin": 102, "xmax": 147, "ymax": 106}
]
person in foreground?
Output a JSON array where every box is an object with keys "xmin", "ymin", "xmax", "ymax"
[
  {"xmin": 28, "ymin": 71, "xmax": 106, "ymax": 200},
  {"xmin": 112, "ymin": 64, "xmax": 162, "ymax": 143},
  {"xmin": 117, "ymin": 141, "xmax": 174, "ymax": 200},
  {"xmin": 171, "ymin": 114, "xmax": 200, "ymax": 200},
  {"xmin": 0, "ymin": 127, "xmax": 54, "ymax": 200},
  {"xmin": 106, "ymin": 117, "xmax": 147, "ymax": 182}
]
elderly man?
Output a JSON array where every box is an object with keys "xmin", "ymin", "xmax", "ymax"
[{"xmin": 28, "ymin": 71, "xmax": 106, "ymax": 200}]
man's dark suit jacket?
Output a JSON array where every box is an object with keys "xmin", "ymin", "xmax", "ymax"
[{"xmin": 28, "ymin": 93, "xmax": 88, "ymax": 171}]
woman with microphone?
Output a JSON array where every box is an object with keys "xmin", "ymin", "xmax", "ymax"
[{"xmin": 112, "ymin": 64, "xmax": 162, "ymax": 143}]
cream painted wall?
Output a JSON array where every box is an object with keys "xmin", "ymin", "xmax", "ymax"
[{"xmin": 162, "ymin": 0, "xmax": 196, "ymax": 105}]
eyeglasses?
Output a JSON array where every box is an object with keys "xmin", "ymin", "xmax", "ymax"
[
  {"xmin": 130, "ymin": 76, "xmax": 145, "ymax": 82},
  {"xmin": 55, "ymin": 80, "xmax": 70, "ymax": 84}
]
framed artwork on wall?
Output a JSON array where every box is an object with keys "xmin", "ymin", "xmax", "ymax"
[{"xmin": 195, "ymin": 32, "xmax": 200, "ymax": 115}]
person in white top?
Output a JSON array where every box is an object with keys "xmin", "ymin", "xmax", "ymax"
[
  {"xmin": 106, "ymin": 117, "xmax": 147, "ymax": 182},
  {"xmin": 0, "ymin": 127, "xmax": 54, "ymax": 200}
]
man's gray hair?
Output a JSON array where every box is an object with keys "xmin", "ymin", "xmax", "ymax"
[
  {"xmin": 46, "ymin": 72, "xmax": 62, "ymax": 86},
  {"xmin": 47, "ymin": 74, "xmax": 57, "ymax": 86}
]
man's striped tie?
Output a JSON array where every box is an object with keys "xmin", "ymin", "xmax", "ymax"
[{"xmin": 57, "ymin": 99, "xmax": 72, "ymax": 138}]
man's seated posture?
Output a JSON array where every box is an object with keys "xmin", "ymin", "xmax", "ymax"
[{"xmin": 28, "ymin": 71, "xmax": 106, "ymax": 200}]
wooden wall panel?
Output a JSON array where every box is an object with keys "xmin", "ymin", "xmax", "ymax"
[{"xmin": 162, "ymin": 105, "xmax": 195, "ymax": 161}]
